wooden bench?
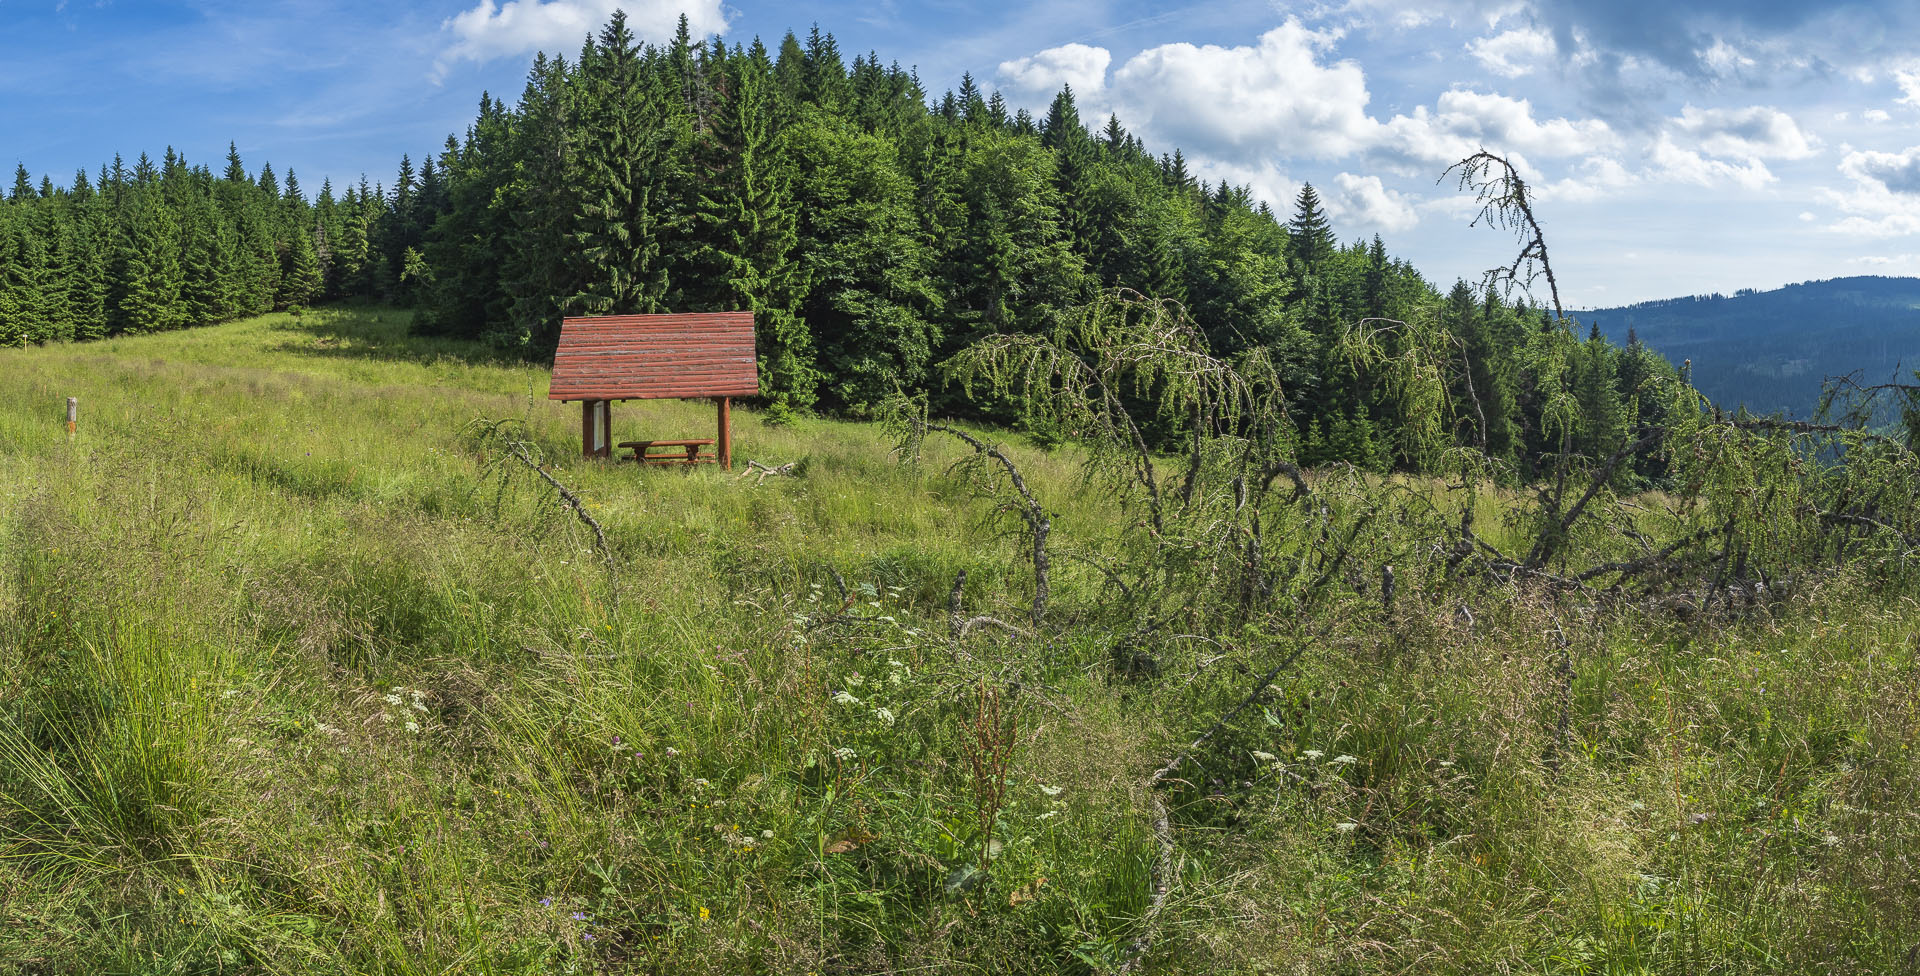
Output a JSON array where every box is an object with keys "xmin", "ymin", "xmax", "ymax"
[{"xmin": 618, "ymin": 438, "xmax": 716, "ymax": 465}]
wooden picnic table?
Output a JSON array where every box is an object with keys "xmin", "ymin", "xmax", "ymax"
[{"xmin": 618, "ymin": 438, "xmax": 716, "ymax": 465}]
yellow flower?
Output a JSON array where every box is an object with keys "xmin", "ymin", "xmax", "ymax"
[{"xmin": 698, "ymin": 906, "xmax": 710, "ymax": 921}]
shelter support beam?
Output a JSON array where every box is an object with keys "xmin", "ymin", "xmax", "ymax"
[
  {"xmin": 717, "ymin": 397, "xmax": 732, "ymax": 471},
  {"xmin": 581, "ymin": 399, "xmax": 611, "ymax": 459}
]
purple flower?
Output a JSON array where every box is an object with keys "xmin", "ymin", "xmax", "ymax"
[
  {"xmin": 539, "ymin": 897, "xmax": 552, "ymax": 908},
  {"xmin": 611, "ymin": 735, "xmax": 622, "ymax": 745},
  {"xmin": 583, "ymin": 933, "xmax": 595, "ymax": 942},
  {"xmin": 571, "ymin": 911, "xmax": 586, "ymax": 921}
]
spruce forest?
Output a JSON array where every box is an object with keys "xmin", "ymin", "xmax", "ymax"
[
  {"xmin": 3, "ymin": 13, "xmax": 1682, "ymax": 478},
  {"xmin": 3, "ymin": 10, "xmax": 1918, "ymax": 976}
]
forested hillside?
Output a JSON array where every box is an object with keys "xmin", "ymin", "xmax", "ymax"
[
  {"xmin": 2, "ymin": 12, "xmax": 1686, "ymax": 482},
  {"xmin": 1584, "ymin": 276, "xmax": 1920, "ymax": 418}
]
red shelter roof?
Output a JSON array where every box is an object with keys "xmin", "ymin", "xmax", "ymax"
[{"xmin": 547, "ymin": 312, "xmax": 760, "ymax": 402}]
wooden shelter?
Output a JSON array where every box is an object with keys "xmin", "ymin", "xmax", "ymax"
[{"xmin": 547, "ymin": 312, "xmax": 759, "ymax": 469}]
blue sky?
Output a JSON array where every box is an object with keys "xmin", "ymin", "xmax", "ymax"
[{"xmin": 6, "ymin": 0, "xmax": 1920, "ymax": 306}]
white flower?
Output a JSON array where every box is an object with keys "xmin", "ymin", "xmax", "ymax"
[
  {"xmin": 761, "ymin": 829, "xmax": 775, "ymax": 839},
  {"xmin": 1333, "ymin": 822, "xmax": 1359, "ymax": 833},
  {"xmin": 665, "ymin": 747, "xmax": 680, "ymax": 758},
  {"xmin": 873, "ymin": 707, "xmax": 896, "ymax": 726},
  {"xmin": 1037, "ymin": 784, "xmax": 1063, "ymax": 797},
  {"xmin": 1301, "ymin": 750, "xmax": 1324, "ymax": 760},
  {"xmin": 693, "ymin": 778, "xmax": 710, "ymax": 789},
  {"xmin": 412, "ymin": 701, "xmax": 428, "ymax": 712},
  {"xmin": 1251, "ymin": 751, "xmax": 1277, "ymax": 762},
  {"xmin": 1823, "ymin": 833, "xmax": 1841, "ymax": 847},
  {"xmin": 405, "ymin": 720, "xmax": 420, "ymax": 733},
  {"xmin": 832, "ymin": 747, "xmax": 857, "ymax": 761},
  {"xmin": 383, "ymin": 694, "xmax": 402, "ymax": 706},
  {"xmin": 832, "ymin": 691, "xmax": 861, "ymax": 705},
  {"xmin": 1331, "ymin": 755, "xmax": 1358, "ymax": 765}
]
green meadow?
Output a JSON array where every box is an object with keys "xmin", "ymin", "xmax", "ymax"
[{"xmin": 1, "ymin": 307, "xmax": 1915, "ymax": 974}]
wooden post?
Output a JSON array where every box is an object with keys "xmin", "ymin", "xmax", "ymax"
[
  {"xmin": 717, "ymin": 397, "xmax": 732, "ymax": 471},
  {"xmin": 580, "ymin": 400, "xmax": 610, "ymax": 459},
  {"xmin": 66, "ymin": 397, "xmax": 77, "ymax": 440}
]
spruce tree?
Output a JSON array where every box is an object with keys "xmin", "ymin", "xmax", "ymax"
[
  {"xmin": 568, "ymin": 10, "xmax": 671, "ymax": 316},
  {"xmin": 1288, "ymin": 182, "xmax": 1333, "ymax": 269}
]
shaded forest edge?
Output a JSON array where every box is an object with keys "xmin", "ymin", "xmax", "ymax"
[{"xmin": 3, "ymin": 11, "xmax": 1706, "ymax": 486}]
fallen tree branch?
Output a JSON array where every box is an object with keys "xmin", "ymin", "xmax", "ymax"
[
  {"xmin": 1117, "ymin": 638, "xmax": 1310, "ymax": 974},
  {"xmin": 738, "ymin": 458, "xmax": 798, "ymax": 484}
]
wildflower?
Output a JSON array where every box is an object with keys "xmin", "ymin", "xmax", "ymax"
[
  {"xmin": 383, "ymin": 694, "xmax": 402, "ymax": 706},
  {"xmin": 405, "ymin": 720, "xmax": 420, "ymax": 733},
  {"xmin": 1037, "ymin": 784, "xmax": 1063, "ymax": 796},
  {"xmin": 873, "ymin": 707, "xmax": 895, "ymax": 726},
  {"xmin": 832, "ymin": 747, "xmax": 856, "ymax": 761},
  {"xmin": 1301, "ymin": 749, "xmax": 1325, "ymax": 760},
  {"xmin": 665, "ymin": 747, "xmax": 680, "ymax": 757},
  {"xmin": 612, "ymin": 735, "xmax": 622, "ymax": 746},
  {"xmin": 1333, "ymin": 822, "xmax": 1359, "ymax": 833},
  {"xmin": 540, "ymin": 897, "xmax": 553, "ymax": 908},
  {"xmin": 698, "ymin": 906, "xmax": 710, "ymax": 921},
  {"xmin": 832, "ymin": 690, "xmax": 860, "ymax": 705},
  {"xmin": 1330, "ymin": 754, "xmax": 1358, "ymax": 765},
  {"xmin": 1251, "ymin": 751, "xmax": 1277, "ymax": 763},
  {"xmin": 761, "ymin": 829, "xmax": 774, "ymax": 839},
  {"xmin": 571, "ymin": 912, "xmax": 586, "ymax": 921},
  {"xmin": 583, "ymin": 932, "xmax": 595, "ymax": 942}
]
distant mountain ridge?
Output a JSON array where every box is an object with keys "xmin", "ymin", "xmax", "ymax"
[{"xmin": 1581, "ymin": 276, "xmax": 1920, "ymax": 419}]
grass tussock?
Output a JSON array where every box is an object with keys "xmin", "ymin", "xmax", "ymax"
[{"xmin": 0, "ymin": 306, "xmax": 1915, "ymax": 974}]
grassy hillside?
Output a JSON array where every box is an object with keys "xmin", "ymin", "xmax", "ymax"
[
  {"xmin": 1584, "ymin": 275, "xmax": 1920, "ymax": 419},
  {"xmin": 2, "ymin": 307, "xmax": 1916, "ymax": 974}
]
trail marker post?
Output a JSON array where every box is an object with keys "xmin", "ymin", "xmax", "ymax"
[{"xmin": 66, "ymin": 397, "xmax": 76, "ymax": 440}]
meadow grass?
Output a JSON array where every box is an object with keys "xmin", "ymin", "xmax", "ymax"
[{"xmin": 0, "ymin": 307, "xmax": 1914, "ymax": 974}]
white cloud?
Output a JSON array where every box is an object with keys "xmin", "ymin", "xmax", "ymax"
[
  {"xmin": 1109, "ymin": 20, "xmax": 1377, "ymax": 161},
  {"xmin": 1466, "ymin": 27, "xmax": 1555, "ymax": 77},
  {"xmin": 1897, "ymin": 63, "xmax": 1920, "ymax": 107},
  {"xmin": 1799, "ymin": 211, "xmax": 1816, "ymax": 221},
  {"xmin": 1865, "ymin": 109, "xmax": 1892, "ymax": 123},
  {"xmin": 436, "ymin": 0, "xmax": 726, "ymax": 77},
  {"xmin": 1840, "ymin": 146, "xmax": 1920, "ymax": 195},
  {"xmin": 1382, "ymin": 89, "xmax": 1614, "ymax": 167},
  {"xmin": 1537, "ymin": 156, "xmax": 1637, "ymax": 202},
  {"xmin": 1850, "ymin": 253, "xmax": 1920, "ymax": 269},
  {"xmin": 1699, "ymin": 39, "xmax": 1755, "ymax": 75},
  {"xmin": 1816, "ymin": 146, "xmax": 1920, "ymax": 237},
  {"xmin": 997, "ymin": 43, "xmax": 1112, "ymax": 98},
  {"xmin": 1328, "ymin": 172, "xmax": 1419, "ymax": 231},
  {"xmin": 1667, "ymin": 104, "xmax": 1818, "ymax": 160},
  {"xmin": 1648, "ymin": 134, "xmax": 1775, "ymax": 190}
]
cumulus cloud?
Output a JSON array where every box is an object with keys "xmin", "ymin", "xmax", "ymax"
[
  {"xmin": 997, "ymin": 43, "xmax": 1112, "ymax": 98},
  {"xmin": 1667, "ymin": 104, "xmax": 1818, "ymax": 160},
  {"xmin": 1841, "ymin": 146, "xmax": 1920, "ymax": 196},
  {"xmin": 1109, "ymin": 21, "xmax": 1377, "ymax": 161},
  {"xmin": 1328, "ymin": 172, "xmax": 1420, "ymax": 231},
  {"xmin": 1648, "ymin": 134, "xmax": 1775, "ymax": 190},
  {"xmin": 1380, "ymin": 89, "xmax": 1615, "ymax": 168},
  {"xmin": 1467, "ymin": 27, "xmax": 1557, "ymax": 77},
  {"xmin": 1537, "ymin": 156, "xmax": 1638, "ymax": 202},
  {"xmin": 1821, "ymin": 146, "xmax": 1920, "ymax": 237},
  {"xmin": 1897, "ymin": 63, "xmax": 1920, "ymax": 107},
  {"xmin": 437, "ymin": 0, "xmax": 726, "ymax": 77},
  {"xmin": 1865, "ymin": 109, "xmax": 1893, "ymax": 123}
]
